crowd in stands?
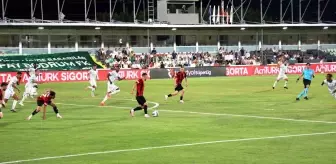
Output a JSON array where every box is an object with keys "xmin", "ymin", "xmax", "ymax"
[
  {"xmin": 326, "ymin": 49, "xmax": 336, "ymax": 56},
  {"xmin": 93, "ymin": 46, "xmax": 334, "ymax": 68}
]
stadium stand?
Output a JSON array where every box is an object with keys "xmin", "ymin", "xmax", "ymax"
[{"xmin": 90, "ymin": 46, "xmax": 336, "ymax": 69}]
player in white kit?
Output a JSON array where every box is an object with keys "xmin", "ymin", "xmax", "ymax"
[
  {"xmin": 4, "ymin": 72, "xmax": 22, "ymax": 112},
  {"xmin": 86, "ymin": 65, "xmax": 98, "ymax": 97},
  {"xmin": 19, "ymin": 74, "xmax": 39, "ymax": 106},
  {"xmin": 320, "ymin": 58, "xmax": 325, "ymax": 73},
  {"xmin": 27, "ymin": 63, "xmax": 38, "ymax": 76},
  {"xmin": 19, "ymin": 64, "xmax": 40, "ymax": 106},
  {"xmin": 27, "ymin": 63, "xmax": 39, "ymax": 96},
  {"xmin": 273, "ymin": 61, "xmax": 289, "ymax": 89},
  {"xmin": 100, "ymin": 66, "xmax": 124, "ymax": 106},
  {"xmin": 321, "ymin": 74, "xmax": 336, "ymax": 99}
]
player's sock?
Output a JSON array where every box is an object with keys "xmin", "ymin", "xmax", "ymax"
[
  {"xmin": 53, "ymin": 107, "xmax": 59, "ymax": 114},
  {"xmin": 88, "ymin": 86, "xmax": 93, "ymax": 89},
  {"xmin": 91, "ymin": 88, "xmax": 95, "ymax": 97},
  {"xmin": 180, "ymin": 96, "xmax": 183, "ymax": 100},
  {"xmin": 32, "ymin": 109, "xmax": 39, "ymax": 115},
  {"xmin": 20, "ymin": 94, "xmax": 28, "ymax": 104},
  {"xmin": 53, "ymin": 107, "xmax": 62, "ymax": 118},
  {"xmin": 273, "ymin": 81, "xmax": 278, "ymax": 87},
  {"xmin": 303, "ymin": 88, "xmax": 309, "ymax": 97},
  {"xmin": 102, "ymin": 95, "xmax": 109, "ymax": 103},
  {"xmin": 284, "ymin": 81, "xmax": 288, "ymax": 87},
  {"xmin": 111, "ymin": 89, "xmax": 120, "ymax": 95},
  {"xmin": 143, "ymin": 105, "xmax": 148, "ymax": 114},
  {"xmin": 297, "ymin": 89, "xmax": 305, "ymax": 98},
  {"xmin": 168, "ymin": 94, "xmax": 172, "ymax": 97},
  {"xmin": 133, "ymin": 106, "xmax": 142, "ymax": 111},
  {"xmin": 12, "ymin": 100, "xmax": 18, "ymax": 110}
]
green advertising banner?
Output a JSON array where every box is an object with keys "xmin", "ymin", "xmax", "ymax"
[{"xmin": 0, "ymin": 52, "xmax": 101, "ymax": 72}]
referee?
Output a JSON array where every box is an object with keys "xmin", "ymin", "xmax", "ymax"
[{"xmin": 296, "ymin": 63, "xmax": 315, "ymax": 100}]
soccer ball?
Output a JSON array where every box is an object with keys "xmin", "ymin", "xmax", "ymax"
[{"xmin": 152, "ymin": 110, "xmax": 159, "ymax": 117}]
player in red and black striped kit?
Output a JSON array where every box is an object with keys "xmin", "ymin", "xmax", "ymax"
[
  {"xmin": 130, "ymin": 73, "xmax": 150, "ymax": 118},
  {"xmin": 0, "ymin": 82, "xmax": 8, "ymax": 119},
  {"xmin": 165, "ymin": 66, "xmax": 188, "ymax": 103},
  {"xmin": 27, "ymin": 90, "xmax": 62, "ymax": 120}
]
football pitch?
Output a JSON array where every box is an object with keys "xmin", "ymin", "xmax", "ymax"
[{"xmin": 0, "ymin": 75, "xmax": 335, "ymax": 164}]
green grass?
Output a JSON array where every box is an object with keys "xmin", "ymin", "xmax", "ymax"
[{"xmin": 0, "ymin": 75, "xmax": 336, "ymax": 164}]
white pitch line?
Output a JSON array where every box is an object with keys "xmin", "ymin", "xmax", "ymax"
[
  {"xmin": 56, "ymin": 102, "xmax": 131, "ymax": 109},
  {"xmin": 159, "ymin": 109, "xmax": 336, "ymax": 124},
  {"xmin": 55, "ymin": 100, "xmax": 159, "ymax": 110},
  {"xmin": 1, "ymin": 131, "xmax": 335, "ymax": 164},
  {"xmin": 57, "ymin": 100, "xmax": 336, "ymax": 124}
]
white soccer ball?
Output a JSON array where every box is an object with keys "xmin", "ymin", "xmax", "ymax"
[{"xmin": 152, "ymin": 110, "xmax": 159, "ymax": 117}]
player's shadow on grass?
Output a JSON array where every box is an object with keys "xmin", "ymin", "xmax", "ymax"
[
  {"xmin": 293, "ymin": 96, "xmax": 314, "ymax": 102},
  {"xmin": 251, "ymin": 89, "xmax": 272, "ymax": 94},
  {"xmin": 5, "ymin": 117, "xmax": 128, "ymax": 131},
  {"xmin": 0, "ymin": 121, "xmax": 23, "ymax": 128}
]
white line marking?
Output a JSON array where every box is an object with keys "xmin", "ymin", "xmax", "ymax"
[
  {"xmin": 54, "ymin": 100, "xmax": 336, "ymax": 124},
  {"xmin": 159, "ymin": 109, "xmax": 336, "ymax": 124},
  {"xmin": 55, "ymin": 100, "xmax": 159, "ymax": 110},
  {"xmin": 1, "ymin": 131, "xmax": 335, "ymax": 164},
  {"xmin": 56, "ymin": 103, "xmax": 131, "ymax": 109},
  {"xmin": 91, "ymin": 98, "xmax": 336, "ymax": 124},
  {"xmin": 27, "ymin": 99, "xmax": 335, "ymax": 124}
]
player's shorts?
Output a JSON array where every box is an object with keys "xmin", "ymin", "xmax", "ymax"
[
  {"xmin": 24, "ymin": 84, "xmax": 33, "ymax": 93},
  {"xmin": 90, "ymin": 80, "xmax": 97, "ymax": 87},
  {"xmin": 276, "ymin": 74, "xmax": 288, "ymax": 80},
  {"xmin": 37, "ymin": 100, "xmax": 51, "ymax": 107},
  {"xmin": 4, "ymin": 88, "xmax": 15, "ymax": 99},
  {"xmin": 303, "ymin": 79, "xmax": 311, "ymax": 88},
  {"xmin": 24, "ymin": 83, "xmax": 38, "ymax": 96},
  {"xmin": 31, "ymin": 85, "xmax": 38, "ymax": 96},
  {"xmin": 136, "ymin": 96, "xmax": 146, "ymax": 106},
  {"xmin": 107, "ymin": 83, "xmax": 119, "ymax": 93},
  {"xmin": 175, "ymin": 84, "xmax": 184, "ymax": 92}
]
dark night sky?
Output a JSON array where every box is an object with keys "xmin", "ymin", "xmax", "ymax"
[{"xmin": 3, "ymin": 0, "xmax": 336, "ymax": 22}]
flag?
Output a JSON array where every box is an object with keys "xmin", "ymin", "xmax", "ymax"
[
  {"xmin": 230, "ymin": 6, "xmax": 233, "ymax": 24},
  {"xmin": 212, "ymin": 5, "xmax": 216, "ymax": 24},
  {"xmin": 209, "ymin": 6, "xmax": 212, "ymax": 24},
  {"xmin": 221, "ymin": 1, "xmax": 225, "ymax": 24},
  {"xmin": 216, "ymin": 6, "xmax": 220, "ymax": 24}
]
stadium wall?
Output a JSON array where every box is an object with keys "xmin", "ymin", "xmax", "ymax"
[{"xmin": 226, "ymin": 63, "xmax": 336, "ymax": 76}]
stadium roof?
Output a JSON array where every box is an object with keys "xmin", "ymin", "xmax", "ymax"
[{"xmin": 0, "ymin": 21, "xmax": 335, "ymax": 29}]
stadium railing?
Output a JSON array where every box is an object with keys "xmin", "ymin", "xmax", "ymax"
[{"xmin": 1, "ymin": 44, "xmax": 336, "ymax": 55}]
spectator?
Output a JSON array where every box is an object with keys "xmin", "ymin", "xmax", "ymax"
[
  {"xmin": 94, "ymin": 47, "xmax": 334, "ymax": 68},
  {"xmin": 172, "ymin": 51, "xmax": 177, "ymax": 60},
  {"xmin": 151, "ymin": 48, "xmax": 157, "ymax": 55},
  {"xmin": 122, "ymin": 48, "xmax": 127, "ymax": 55},
  {"xmin": 240, "ymin": 48, "xmax": 245, "ymax": 56},
  {"xmin": 160, "ymin": 61, "xmax": 165, "ymax": 68}
]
